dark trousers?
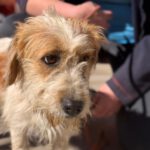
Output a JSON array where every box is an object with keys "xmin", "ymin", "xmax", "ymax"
[{"xmin": 117, "ymin": 106, "xmax": 150, "ymax": 150}]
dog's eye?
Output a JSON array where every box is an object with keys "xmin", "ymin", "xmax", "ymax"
[
  {"xmin": 79, "ymin": 55, "xmax": 90, "ymax": 62},
  {"xmin": 42, "ymin": 55, "xmax": 60, "ymax": 66}
]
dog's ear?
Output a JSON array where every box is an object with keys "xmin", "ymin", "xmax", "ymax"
[
  {"xmin": 5, "ymin": 37, "xmax": 23, "ymax": 87},
  {"xmin": 5, "ymin": 50, "xmax": 20, "ymax": 86},
  {"xmin": 88, "ymin": 25, "xmax": 106, "ymax": 50},
  {"xmin": 87, "ymin": 25, "xmax": 107, "ymax": 64}
]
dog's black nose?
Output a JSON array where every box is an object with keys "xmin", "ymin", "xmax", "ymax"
[{"xmin": 62, "ymin": 99, "xmax": 84, "ymax": 117}]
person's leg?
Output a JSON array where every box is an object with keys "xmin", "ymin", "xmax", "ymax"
[
  {"xmin": 117, "ymin": 107, "xmax": 150, "ymax": 150},
  {"xmin": 0, "ymin": 12, "xmax": 29, "ymax": 38}
]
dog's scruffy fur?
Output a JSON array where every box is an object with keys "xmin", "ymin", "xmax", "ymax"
[{"xmin": 0, "ymin": 10, "xmax": 105, "ymax": 150}]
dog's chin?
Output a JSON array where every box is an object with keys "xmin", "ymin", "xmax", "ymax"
[
  {"xmin": 27, "ymin": 111, "xmax": 84, "ymax": 147},
  {"xmin": 44, "ymin": 110, "xmax": 89, "ymax": 135}
]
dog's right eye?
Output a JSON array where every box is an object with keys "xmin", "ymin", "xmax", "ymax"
[{"xmin": 42, "ymin": 55, "xmax": 60, "ymax": 66}]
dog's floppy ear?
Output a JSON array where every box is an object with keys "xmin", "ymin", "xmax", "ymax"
[
  {"xmin": 87, "ymin": 25, "xmax": 107, "ymax": 64},
  {"xmin": 89, "ymin": 25, "xmax": 106, "ymax": 50},
  {"xmin": 5, "ymin": 37, "xmax": 23, "ymax": 87}
]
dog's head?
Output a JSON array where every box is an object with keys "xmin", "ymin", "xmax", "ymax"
[{"xmin": 5, "ymin": 10, "xmax": 105, "ymax": 129}]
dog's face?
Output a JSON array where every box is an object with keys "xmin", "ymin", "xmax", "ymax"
[{"xmin": 5, "ymin": 11, "xmax": 105, "ymax": 128}]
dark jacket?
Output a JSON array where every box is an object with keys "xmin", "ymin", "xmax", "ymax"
[{"xmin": 108, "ymin": 0, "xmax": 150, "ymax": 106}]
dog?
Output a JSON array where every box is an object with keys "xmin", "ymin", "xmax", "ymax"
[{"xmin": 0, "ymin": 10, "xmax": 105, "ymax": 150}]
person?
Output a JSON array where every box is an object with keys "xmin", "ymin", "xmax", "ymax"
[
  {"xmin": 92, "ymin": 0, "xmax": 150, "ymax": 149},
  {"xmin": 0, "ymin": 0, "xmax": 29, "ymax": 37},
  {"xmin": 0, "ymin": 0, "xmax": 15, "ymax": 6},
  {"xmin": 0, "ymin": 0, "xmax": 112, "ymax": 37},
  {"xmin": 0, "ymin": 0, "xmax": 15, "ymax": 15},
  {"xmin": 93, "ymin": 35, "xmax": 150, "ymax": 117},
  {"xmin": 0, "ymin": 0, "xmax": 16, "ymax": 22}
]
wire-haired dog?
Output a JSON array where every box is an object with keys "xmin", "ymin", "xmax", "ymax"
[{"xmin": 1, "ymin": 10, "xmax": 105, "ymax": 150}]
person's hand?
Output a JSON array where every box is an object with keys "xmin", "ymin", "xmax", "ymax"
[
  {"xmin": 76, "ymin": 1, "xmax": 112, "ymax": 29},
  {"xmin": 92, "ymin": 84, "xmax": 123, "ymax": 118},
  {"xmin": 75, "ymin": 1, "xmax": 100, "ymax": 19},
  {"xmin": 90, "ymin": 10, "xmax": 112, "ymax": 29}
]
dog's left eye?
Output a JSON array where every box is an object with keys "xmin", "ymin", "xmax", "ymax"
[
  {"xmin": 79, "ymin": 55, "xmax": 90, "ymax": 62},
  {"xmin": 42, "ymin": 55, "xmax": 60, "ymax": 66}
]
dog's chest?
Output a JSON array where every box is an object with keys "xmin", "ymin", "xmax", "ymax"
[{"xmin": 29, "ymin": 142, "xmax": 79, "ymax": 150}]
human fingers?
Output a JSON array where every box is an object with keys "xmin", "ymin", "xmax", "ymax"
[
  {"xmin": 90, "ymin": 16, "xmax": 110, "ymax": 29},
  {"xmin": 101, "ymin": 10, "xmax": 113, "ymax": 20},
  {"xmin": 82, "ymin": 1, "xmax": 101, "ymax": 18}
]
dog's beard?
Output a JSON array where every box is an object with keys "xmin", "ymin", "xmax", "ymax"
[{"xmin": 27, "ymin": 109, "xmax": 83, "ymax": 146}]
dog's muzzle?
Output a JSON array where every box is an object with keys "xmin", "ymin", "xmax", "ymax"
[{"xmin": 62, "ymin": 99, "xmax": 84, "ymax": 117}]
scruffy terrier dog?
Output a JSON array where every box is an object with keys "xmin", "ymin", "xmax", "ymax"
[{"xmin": 0, "ymin": 10, "xmax": 105, "ymax": 150}]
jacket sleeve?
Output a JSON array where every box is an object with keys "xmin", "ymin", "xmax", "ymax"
[
  {"xmin": 107, "ymin": 35, "xmax": 150, "ymax": 105},
  {"xmin": 16, "ymin": 0, "xmax": 28, "ymax": 12}
]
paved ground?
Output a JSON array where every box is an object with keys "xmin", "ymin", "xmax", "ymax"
[{"xmin": 90, "ymin": 63, "xmax": 112, "ymax": 90}]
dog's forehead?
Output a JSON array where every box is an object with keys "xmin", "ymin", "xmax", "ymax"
[
  {"xmin": 26, "ymin": 12, "xmax": 95, "ymax": 50},
  {"xmin": 42, "ymin": 12, "xmax": 91, "ymax": 49},
  {"xmin": 15, "ymin": 10, "xmax": 104, "ymax": 57}
]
